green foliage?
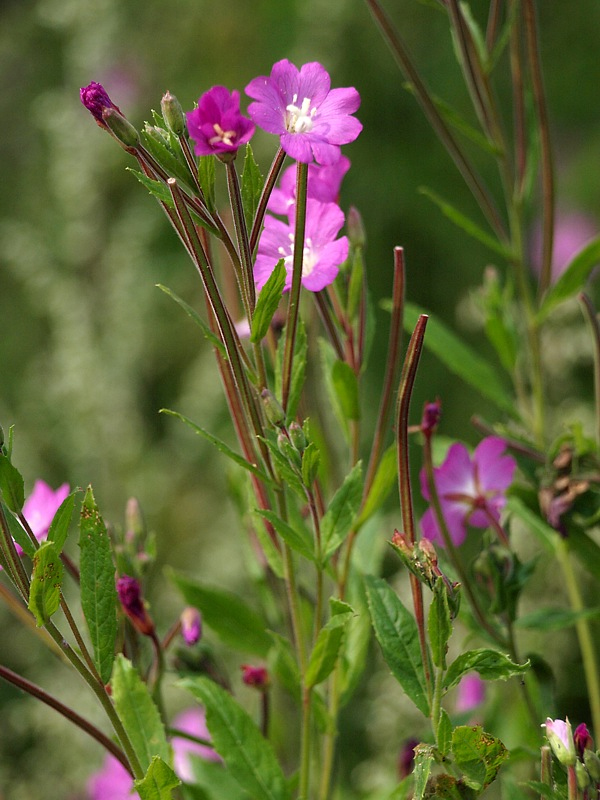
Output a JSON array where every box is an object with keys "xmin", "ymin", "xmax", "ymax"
[
  {"xmin": 171, "ymin": 571, "xmax": 271, "ymax": 656},
  {"xmin": 451, "ymin": 726, "xmax": 508, "ymax": 791},
  {"xmin": 428, "ymin": 578, "xmax": 452, "ymax": 670},
  {"xmin": 275, "ymin": 321, "xmax": 307, "ymax": 422},
  {"xmin": 321, "ymin": 461, "xmax": 363, "ymax": 561},
  {"xmin": 331, "ymin": 360, "xmax": 360, "ymax": 421},
  {"xmin": 180, "ymin": 676, "xmax": 291, "ymax": 800},
  {"xmin": 241, "ymin": 144, "xmax": 264, "ymax": 231},
  {"xmin": 135, "ymin": 757, "xmax": 181, "ymax": 800},
  {"xmin": 111, "ymin": 655, "xmax": 171, "ymax": 773},
  {"xmin": 28, "ymin": 541, "xmax": 63, "ymax": 626},
  {"xmin": 537, "ymin": 235, "xmax": 600, "ymax": 322},
  {"xmin": 356, "ymin": 443, "xmax": 397, "ymax": 528},
  {"xmin": 364, "ymin": 575, "xmax": 430, "ymax": 716},
  {"xmin": 78, "ymin": 486, "xmax": 118, "ymax": 684},
  {"xmin": 256, "ymin": 509, "xmax": 315, "ymax": 563},
  {"xmin": 305, "ymin": 609, "xmax": 353, "ymax": 689},
  {"xmin": 251, "ymin": 260, "xmax": 286, "ymax": 343},
  {"xmin": 156, "ymin": 284, "xmax": 226, "ymax": 356},
  {"xmin": 0, "ymin": 451, "xmax": 24, "ymax": 514},
  {"xmin": 412, "ymin": 745, "xmax": 435, "ymax": 800},
  {"xmin": 46, "ymin": 491, "xmax": 77, "ymax": 554},
  {"xmin": 443, "ymin": 649, "xmax": 529, "ymax": 691}
]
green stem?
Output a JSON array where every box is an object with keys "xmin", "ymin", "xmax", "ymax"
[
  {"xmin": 250, "ymin": 147, "xmax": 287, "ymax": 254},
  {"xmin": 299, "ymin": 686, "xmax": 313, "ymax": 800},
  {"xmin": 556, "ymin": 537, "xmax": 600, "ymax": 740},
  {"xmin": 281, "ymin": 162, "xmax": 309, "ymax": 413},
  {"xmin": 431, "ymin": 664, "xmax": 445, "ymax": 742},
  {"xmin": 579, "ymin": 293, "xmax": 600, "ymax": 454},
  {"xmin": 226, "ymin": 160, "xmax": 256, "ymax": 317}
]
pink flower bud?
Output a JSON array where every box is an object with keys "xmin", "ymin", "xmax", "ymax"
[
  {"xmin": 116, "ymin": 575, "xmax": 155, "ymax": 637},
  {"xmin": 574, "ymin": 722, "xmax": 594, "ymax": 759},
  {"xmin": 180, "ymin": 607, "xmax": 202, "ymax": 646},
  {"xmin": 241, "ymin": 664, "xmax": 270, "ymax": 690},
  {"xmin": 544, "ymin": 717, "xmax": 577, "ymax": 767}
]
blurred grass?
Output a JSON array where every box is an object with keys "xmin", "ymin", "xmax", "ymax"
[{"xmin": 0, "ymin": 0, "xmax": 599, "ymax": 796}]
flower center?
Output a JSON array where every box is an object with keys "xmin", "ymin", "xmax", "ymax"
[
  {"xmin": 278, "ymin": 233, "xmax": 317, "ymax": 277},
  {"xmin": 286, "ymin": 95, "xmax": 316, "ymax": 134},
  {"xmin": 209, "ymin": 123, "xmax": 237, "ymax": 147}
]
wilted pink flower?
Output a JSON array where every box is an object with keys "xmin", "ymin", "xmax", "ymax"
[
  {"xmin": 180, "ymin": 607, "xmax": 202, "ymax": 646},
  {"xmin": 456, "ymin": 674, "xmax": 485, "ymax": 713},
  {"xmin": 116, "ymin": 575, "xmax": 155, "ymax": 636},
  {"xmin": 246, "ymin": 60, "xmax": 362, "ymax": 165},
  {"xmin": 171, "ymin": 707, "xmax": 220, "ymax": 783},
  {"xmin": 20, "ymin": 480, "xmax": 70, "ymax": 554},
  {"xmin": 267, "ymin": 157, "xmax": 351, "ymax": 215},
  {"xmin": 531, "ymin": 211, "xmax": 598, "ymax": 283},
  {"xmin": 186, "ymin": 86, "xmax": 255, "ymax": 158},
  {"xmin": 87, "ymin": 755, "xmax": 137, "ymax": 800},
  {"xmin": 544, "ymin": 717, "xmax": 577, "ymax": 766},
  {"xmin": 420, "ymin": 399, "xmax": 442, "ymax": 438},
  {"xmin": 420, "ymin": 437, "xmax": 516, "ymax": 547},
  {"xmin": 254, "ymin": 199, "xmax": 348, "ymax": 292},
  {"xmin": 241, "ymin": 664, "xmax": 270, "ymax": 689}
]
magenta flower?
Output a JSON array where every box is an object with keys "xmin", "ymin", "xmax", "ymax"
[
  {"xmin": 420, "ymin": 437, "xmax": 516, "ymax": 547},
  {"xmin": 241, "ymin": 664, "xmax": 270, "ymax": 689},
  {"xmin": 20, "ymin": 480, "xmax": 70, "ymax": 554},
  {"xmin": 180, "ymin": 606, "xmax": 202, "ymax": 646},
  {"xmin": 267, "ymin": 157, "xmax": 351, "ymax": 215},
  {"xmin": 171, "ymin": 707, "xmax": 220, "ymax": 783},
  {"xmin": 531, "ymin": 211, "xmax": 598, "ymax": 283},
  {"xmin": 80, "ymin": 81, "xmax": 121, "ymax": 126},
  {"xmin": 246, "ymin": 60, "xmax": 362, "ymax": 165},
  {"xmin": 186, "ymin": 86, "xmax": 255, "ymax": 158},
  {"xmin": 116, "ymin": 575, "xmax": 155, "ymax": 636},
  {"xmin": 254, "ymin": 199, "xmax": 348, "ymax": 292},
  {"xmin": 574, "ymin": 722, "xmax": 594, "ymax": 759},
  {"xmin": 87, "ymin": 755, "xmax": 137, "ymax": 800},
  {"xmin": 455, "ymin": 674, "xmax": 485, "ymax": 713}
]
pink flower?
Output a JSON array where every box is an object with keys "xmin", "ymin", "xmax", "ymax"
[
  {"xmin": 420, "ymin": 437, "xmax": 516, "ymax": 546},
  {"xmin": 180, "ymin": 607, "xmax": 202, "ymax": 646},
  {"xmin": 241, "ymin": 664, "xmax": 270, "ymax": 689},
  {"xmin": 246, "ymin": 60, "xmax": 362, "ymax": 165},
  {"xmin": 267, "ymin": 157, "xmax": 351, "ymax": 215},
  {"xmin": 20, "ymin": 480, "xmax": 70, "ymax": 554},
  {"xmin": 186, "ymin": 86, "xmax": 255, "ymax": 158},
  {"xmin": 87, "ymin": 756, "xmax": 137, "ymax": 800},
  {"xmin": 80, "ymin": 81, "xmax": 121, "ymax": 126},
  {"xmin": 530, "ymin": 211, "xmax": 598, "ymax": 283},
  {"xmin": 254, "ymin": 199, "xmax": 348, "ymax": 292},
  {"xmin": 544, "ymin": 717, "xmax": 577, "ymax": 766},
  {"xmin": 171, "ymin": 707, "xmax": 220, "ymax": 783},
  {"xmin": 455, "ymin": 674, "xmax": 485, "ymax": 713}
]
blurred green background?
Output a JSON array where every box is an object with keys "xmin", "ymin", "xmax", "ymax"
[{"xmin": 1, "ymin": 0, "xmax": 599, "ymax": 796}]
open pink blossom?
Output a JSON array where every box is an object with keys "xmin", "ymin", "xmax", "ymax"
[
  {"xmin": 544, "ymin": 717, "xmax": 577, "ymax": 766},
  {"xmin": 267, "ymin": 157, "xmax": 351, "ymax": 215},
  {"xmin": 246, "ymin": 60, "xmax": 361, "ymax": 165},
  {"xmin": 420, "ymin": 437, "xmax": 516, "ymax": 546},
  {"xmin": 254, "ymin": 199, "xmax": 348, "ymax": 292},
  {"xmin": 19, "ymin": 480, "xmax": 70, "ymax": 554},
  {"xmin": 186, "ymin": 86, "xmax": 255, "ymax": 158},
  {"xmin": 530, "ymin": 211, "xmax": 598, "ymax": 283},
  {"xmin": 87, "ymin": 755, "xmax": 136, "ymax": 800},
  {"xmin": 456, "ymin": 674, "xmax": 485, "ymax": 713}
]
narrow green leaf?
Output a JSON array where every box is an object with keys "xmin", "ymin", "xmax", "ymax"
[
  {"xmin": 331, "ymin": 361, "xmax": 360, "ymax": 421},
  {"xmin": 301, "ymin": 441, "xmax": 321, "ymax": 488},
  {"xmin": 257, "ymin": 436, "xmax": 305, "ymax": 499},
  {"xmin": 419, "ymin": 187, "xmax": 513, "ymax": 258},
  {"xmin": 412, "ymin": 744, "xmax": 435, "ymax": 800},
  {"xmin": 523, "ymin": 781, "xmax": 564, "ymax": 800},
  {"xmin": 128, "ymin": 168, "xmax": 174, "ymax": 206},
  {"xmin": 256, "ymin": 509, "xmax": 315, "ymax": 563},
  {"xmin": 428, "ymin": 578, "xmax": 452, "ymax": 669},
  {"xmin": 47, "ymin": 491, "xmax": 77, "ymax": 554},
  {"xmin": 79, "ymin": 486, "xmax": 117, "ymax": 684},
  {"xmin": 537, "ymin": 236, "xmax": 600, "ymax": 323},
  {"xmin": 437, "ymin": 708, "xmax": 453, "ymax": 756},
  {"xmin": 402, "ymin": 302, "xmax": 516, "ymax": 415},
  {"xmin": 198, "ymin": 156, "xmax": 216, "ymax": 213},
  {"xmin": 0, "ymin": 453, "xmax": 24, "ymax": 513},
  {"xmin": 180, "ymin": 676, "xmax": 290, "ymax": 800},
  {"xmin": 187, "ymin": 758, "xmax": 248, "ymax": 800},
  {"xmin": 135, "ymin": 756, "xmax": 181, "ymax": 800},
  {"xmin": 140, "ymin": 127, "xmax": 194, "ymax": 188},
  {"xmin": 305, "ymin": 613, "xmax": 352, "ymax": 689},
  {"xmin": 170, "ymin": 572, "xmax": 271, "ymax": 656},
  {"xmin": 339, "ymin": 586, "xmax": 371, "ymax": 707},
  {"xmin": 251, "ymin": 510, "xmax": 285, "ymax": 579},
  {"xmin": 111, "ymin": 655, "xmax": 170, "ymax": 773},
  {"xmin": 241, "ymin": 143, "xmax": 264, "ymax": 231},
  {"xmin": 2, "ymin": 501, "xmax": 34, "ymax": 558},
  {"xmin": 364, "ymin": 575, "xmax": 430, "ymax": 716},
  {"xmin": 356, "ymin": 444, "xmax": 397, "ymax": 528},
  {"xmin": 451, "ymin": 725, "xmax": 508, "ymax": 790},
  {"xmin": 156, "ymin": 284, "xmax": 226, "ymax": 356},
  {"xmin": 251, "ymin": 260, "xmax": 285, "ymax": 343},
  {"xmin": 515, "ymin": 606, "xmax": 600, "ymax": 631},
  {"xmin": 275, "ymin": 321, "xmax": 307, "ymax": 422},
  {"xmin": 28, "ymin": 541, "xmax": 63, "ymax": 626},
  {"xmin": 321, "ymin": 462, "xmax": 363, "ymax": 561},
  {"xmin": 160, "ymin": 409, "xmax": 274, "ymax": 485},
  {"xmin": 444, "ymin": 649, "xmax": 529, "ymax": 691}
]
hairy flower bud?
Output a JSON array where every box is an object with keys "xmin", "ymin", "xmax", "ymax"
[
  {"xmin": 161, "ymin": 91, "xmax": 186, "ymax": 136},
  {"xmin": 102, "ymin": 108, "xmax": 140, "ymax": 149},
  {"xmin": 261, "ymin": 389, "xmax": 286, "ymax": 428},
  {"xmin": 288, "ymin": 421, "xmax": 307, "ymax": 452}
]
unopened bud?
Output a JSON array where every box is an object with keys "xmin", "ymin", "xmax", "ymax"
[
  {"xmin": 241, "ymin": 664, "xmax": 269, "ymax": 690},
  {"xmin": 181, "ymin": 607, "xmax": 202, "ymax": 646},
  {"xmin": 116, "ymin": 575, "xmax": 155, "ymax": 636},
  {"xmin": 584, "ymin": 749, "xmax": 600, "ymax": 782},
  {"xmin": 161, "ymin": 91, "xmax": 186, "ymax": 136},
  {"xmin": 576, "ymin": 760, "xmax": 591, "ymax": 790},
  {"xmin": 347, "ymin": 205, "xmax": 366, "ymax": 248},
  {"xmin": 103, "ymin": 108, "xmax": 139, "ymax": 149},
  {"xmin": 421, "ymin": 399, "xmax": 442, "ymax": 438},
  {"xmin": 125, "ymin": 497, "xmax": 145, "ymax": 538},
  {"xmin": 288, "ymin": 421, "xmax": 307, "ymax": 452},
  {"xmin": 80, "ymin": 81, "xmax": 119, "ymax": 125},
  {"xmin": 261, "ymin": 389, "xmax": 286, "ymax": 428},
  {"xmin": 544, "ymin": 718, "xmax": 577, "ymax": 767},
  {"xmin": 574, "ymin": 723, "xmax": 594, "ymax": 759},
  {"xmin": 397, "ymin": 738, "xmax": 418, "ymax": 780}
]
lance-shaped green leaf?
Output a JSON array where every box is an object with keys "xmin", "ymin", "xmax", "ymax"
[
  {"xmin": 242, "ymin": 143, "xmax": 264, "ymax": 231},
  {"xmin": 170, "ymin": 571, "xmax": 271, "ymax": 656},
  {"xmin": 331, "ymin": 360, "xmax": 360, "ymax": 421},
  {"xmin": 180, "ymin": 676, "xmax": 290, "ymax": 800},
  {"xmin": 156, "ymin": 284, "xmax": 226, "ymax": 356},
  {"xmin": 412, "ymin": 744, "xmax": 435, "ymax": 800},
  {"xmin": 2, "ymin": 500, "xmax": 34, "ymax": 558},
  {"xmin": 321, "ymin": 462, "xmax": 363, "ymax": 561},
  {"xmin": 444, "ymin": 649, "xmax": 529, "ymax": 691},
  {"xmin": 256, "ymin": 509, "xmax": 315, "ymax": 563},
  {"xmin": 451, "ymin": 726, "xmax": 508, "ymax": 790},
  {"xmin": 428, "ymin": 577, "xmax": 452, "ymax": 670},
  {"xmin": 79, "ymin": 486, "xmax": 117, "ymax": 684},
  {"xmin": 356, "ymin": 444, "xmax": 397, "ymax": 528},
  {"xmin": 305, "ymin": 611, "xmax": 353, "ymax": 689},
  {"xmin": 160, "ymin": 409, "xmax": 273, "ymax": 486},
  {"xmin": 47, "ymin": 491, "xmax": 77, "ymax": 554},
  {"xmin": 515, "ymin": 606, "xmax": 600, "ymax": 631},
  {"xmin": 134, "ymin": 756, "xmax": 180, "ymax": 800},
  {"xmin": 140, "ymin": 127, "xmax": 194, "ymax": 188},
  {"xmin": 198, "ymin": 155, "xmax": 216, "ymax": 213},
  {"xmin": 301, "ymin": 441, "xmax": 321, "ymax": 488},
  {"xmin": 250, "ymin": 510, "xmax": 285, "ymax": 580},
  {"xmin": 537, "ymin": 235, "xmax": 600, "ymax": 323},
  {"xmin": 111, "ymin": 655, "xmax": 171, "ymax": 774},
  {"xmin": 251, "ymin": 260, "xmax": 286, "ymax": 343},
  {"xmin": 401, "ymin": 302, "xmax": 516, "ymax": 416},
  {"xmin": 0, "ymin": 453, "xmax": 24, "ymax": 514},
  {"xmin": 364, "ymin": 575, "xmax": 430, "ymax": 716},
  {"xmin": 437, "ymin": 709, "xmax": 453, "ymax": 757},
  {"xmin": 129, "ymin": 169, "xmax": 174, "ymax": 207},
  {"xmin": 28, "ymin": 541, "xmax": 63, "ymax": 626}
]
